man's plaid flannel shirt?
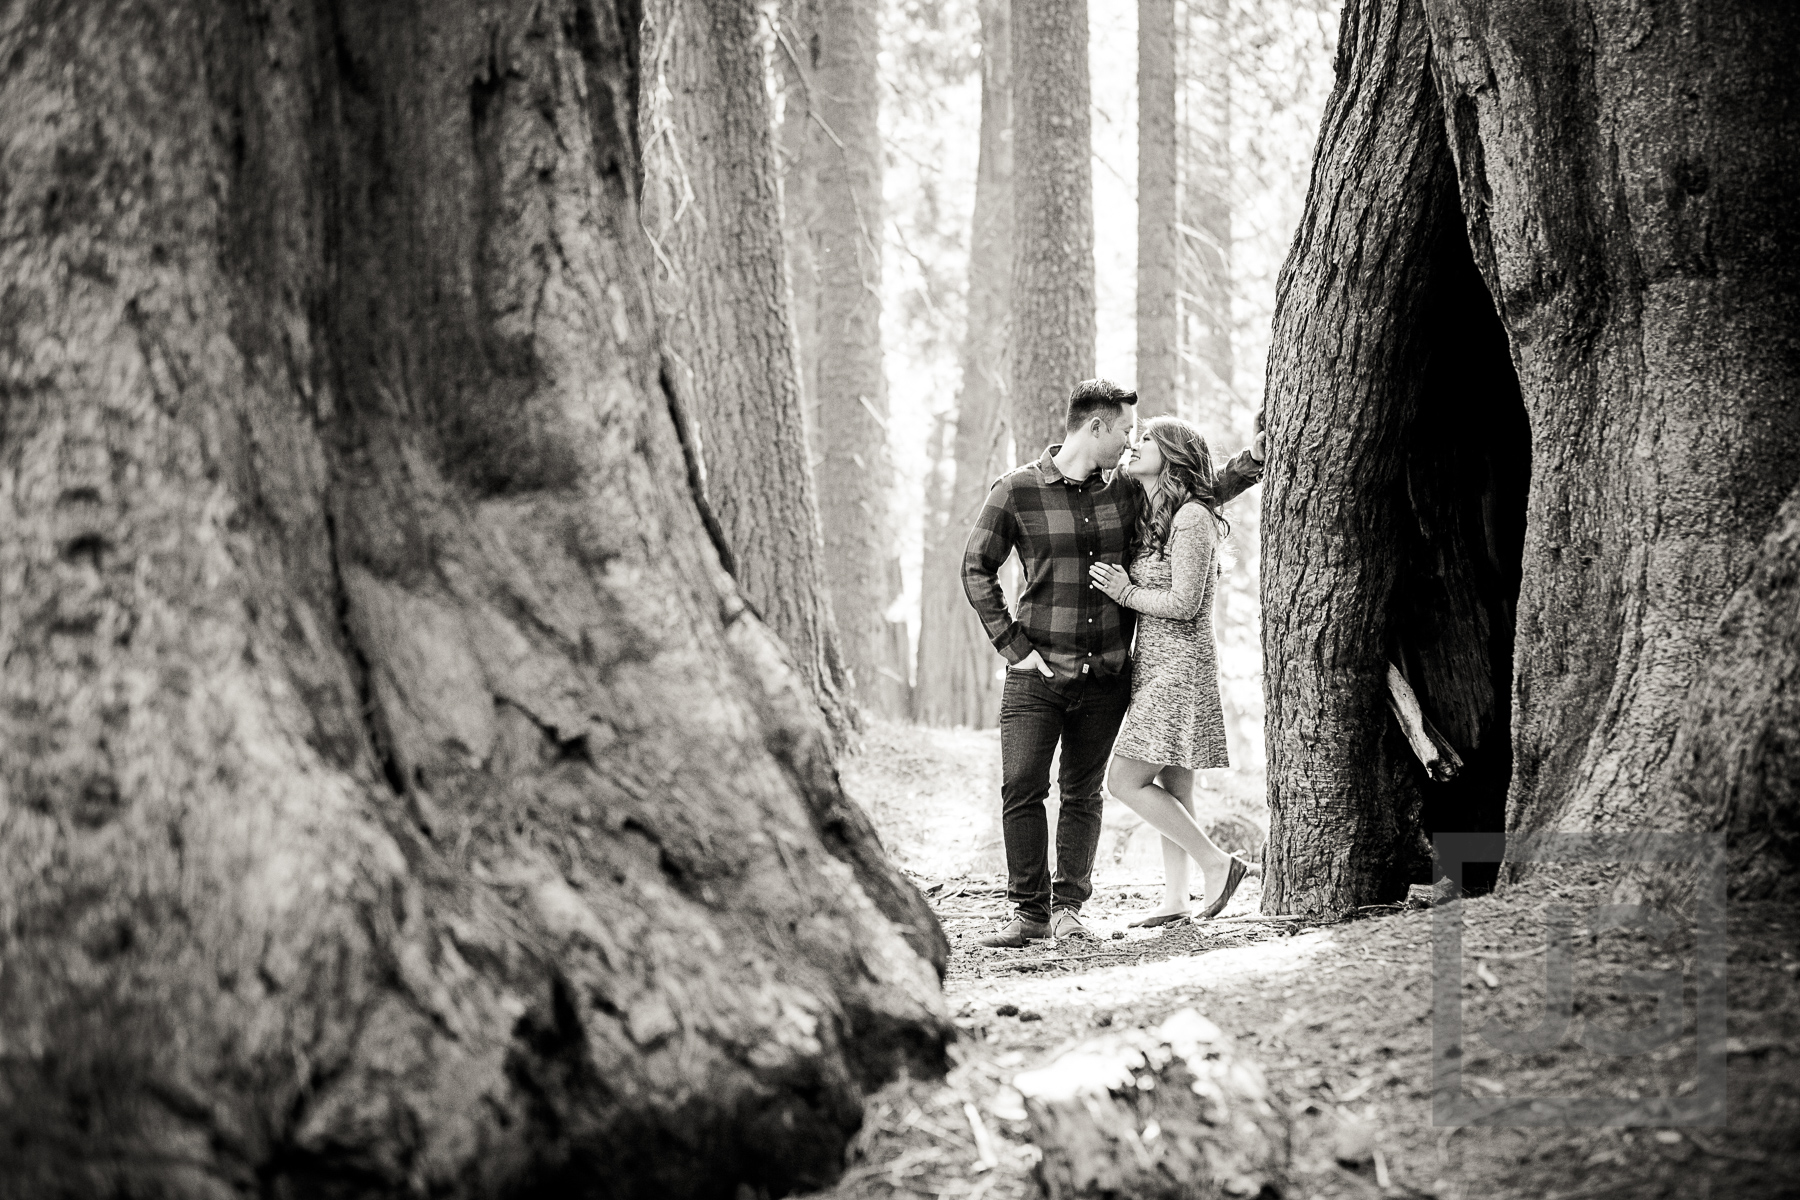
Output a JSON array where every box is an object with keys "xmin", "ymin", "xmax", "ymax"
[{"xmin": 961, "ymin": 444, "xmax": 1262, "ymax": 683}]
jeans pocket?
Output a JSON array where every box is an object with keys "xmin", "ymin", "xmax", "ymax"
[{"xmin": 1001, "ymin": 666, "xmax": 1049, "ymax": 714}]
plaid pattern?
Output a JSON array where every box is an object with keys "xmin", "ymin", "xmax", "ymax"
[
  {"xmin": 962, "ymin": 447, "xmax": 1144, "ymax": 681},
  {"xmin": 962, "ymin": 444, "xmax": 1264, "ymax": 683}
]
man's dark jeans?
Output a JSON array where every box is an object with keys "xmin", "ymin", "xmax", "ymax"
[{"xmin": 998, "ymin": 666, "xmax": 1132, "ymax": 925}]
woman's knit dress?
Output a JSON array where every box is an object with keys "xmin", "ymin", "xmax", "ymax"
[{"xmin": 1111, "ymin": 501, "xmax": 1229, "ymax": 770}]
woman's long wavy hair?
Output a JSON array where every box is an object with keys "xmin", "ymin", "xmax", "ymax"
[{"xmin": 1130, "ymin": 416, "xmax": 1231, "ymax": 560}]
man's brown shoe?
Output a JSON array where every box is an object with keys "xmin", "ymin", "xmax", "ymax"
[
  {"xmin": 1050, "ymin": 908, "xmax": 1094, "ymax": 940},
  {"xmin": 978, "ymin": 916, "xmax": 1050, "ymax": 948}
]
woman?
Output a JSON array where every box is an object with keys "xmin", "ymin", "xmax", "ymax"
[{"xmin": 1089, "ymin": 416, "xmax": 1251, "ymax": 926}]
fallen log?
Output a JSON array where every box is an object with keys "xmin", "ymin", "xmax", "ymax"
[
  {"xmin": 1385, "ymin": 662, "xmax": 1465, "ymax": 781},
  {"xmin": 1013, "ymin": 1009, "xmax": 1290, "ymax": 1199}
]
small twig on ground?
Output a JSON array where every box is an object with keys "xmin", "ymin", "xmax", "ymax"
[
  {"xmin": 963, "ymin": 1102, "xmax": 999, "ymax": 1170},
  {"xmin": 1682, "ymin": 1129, "xmax": 1769, "ymax": 1164},
  {"xmin": 835, "ymin": 1146, "xmax": 943, "ymax": 1186},
  {"xmin": 1544, "ymin": 1181, "xmax": 1642, "ymax": 1200},
  {"xmin": 1460, "ymin": 944, "xmax": 1547, "ymax": 960}
]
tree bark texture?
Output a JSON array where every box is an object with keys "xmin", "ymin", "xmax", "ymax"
[
  {"xmin": 1424, "ymin": 0, "xmax": 1800, "ymax": 854},
  {"xmin": 1655, "ymin": 482, "xmax": 1800, "ymax": 899},
  {"xmin": 0, "ymin": 4, "xmax": 951, "ymax": 1196},
  {"xmin": 1259, "ymin": 0, "xmax": 1472, "ymax": 914},
  {"xmin": 779, "ymin": 0, "xmax": 911, "ymax": 719},
  {"xmin": 637, "ymin": 0, "xmax": 857, "ymax": 743},
  {"xmin": 1010, "ymin": 0, "xmax": 1096, "ymax": 455},
  {"xmin": 1260, "ymin": 0, "xmax": 1800, "ymax": 911},
  {"xmin": 1137, "ymin": 0, "xmax": 1179, "ymax": 419},
  {"xmin": 777, "ymin": 0, "xmax": 823, "ymax": 443},
  {"xmin": 914, "ymin": 0, "xmax": 1014, "ymax": 730}
]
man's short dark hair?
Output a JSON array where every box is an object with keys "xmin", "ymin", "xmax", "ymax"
[{"xmin": 1065, "ymin": 379, "xmax": 1138, "ymax": 431}]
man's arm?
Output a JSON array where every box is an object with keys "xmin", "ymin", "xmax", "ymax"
[{"xmin": 961, "ymin": 479, "xmax": 1033, "ymax": 664}]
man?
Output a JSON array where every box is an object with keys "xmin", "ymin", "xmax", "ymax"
[{"xmin": 961, "ymin": 380, "xmax": 1265, "ymax": 947}]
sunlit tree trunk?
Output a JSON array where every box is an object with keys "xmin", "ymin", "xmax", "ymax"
[
  {"xmin": 1260, "ymin": 0, "xmax": 1800, "ymax": 914},
  {"xmin": 1138, "ymin": 0, "xmax": 1179, "ymax": 420},
  {"xmin": 1180, "ymin": 0, "xmax": 1258, "ymax": 764},
  {"xmin": 1180, "ymin": 0, "xmax": 1233, "ymax": 425},
  {"xmin": 779, "ymin": 0, "xmax": 910, "ymax": 719},
  {"xmin": 0, "ymin": 2, "xmax": 950, "ymax": 1193},
  {"xmin": 915, "ymin": 0, "xmax": 1014, "ymax": 730},
  {"xmin": 778, "ymin": 0, "xmax": 824, "ymax": 444},
  {"xmin": 1011, "ymin": 0, "xmax": 1096, "ymax": 454},
  {"xmin": 638, "ymin": 0, "xmax": 856, "ymax": 741}
]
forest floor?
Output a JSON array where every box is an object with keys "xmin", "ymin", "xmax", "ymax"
[{"xmin": 802, "ymin": 720, "xmax": 1800, "ymax": 1200}]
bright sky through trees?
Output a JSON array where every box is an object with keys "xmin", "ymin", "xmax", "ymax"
[{"xmin": 878, "ymin": 0, "xmax": 1339, "ymax": 754}]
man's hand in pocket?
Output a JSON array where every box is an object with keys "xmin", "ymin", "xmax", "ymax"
[{"xmin": 1010, "ymin": 649, "xmax": 1054, "ymax": 679}]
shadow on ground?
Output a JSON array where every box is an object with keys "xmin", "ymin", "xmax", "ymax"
[{"xmin": 805, "ymin": 725, "xmax": 1800, "ymax": 1200}]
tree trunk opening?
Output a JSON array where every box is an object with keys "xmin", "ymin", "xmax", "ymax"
[
  {"xmin": 1260, "ymin": 0, "xmax": 1530, "ymax": 912},
  {"xmin": 1265, "ymin": 0, "xmax": 1800, "ymax": 912},
  {"xmin": 1394, "ymin": 204, "xmax": 1530, "ymax": 896}
]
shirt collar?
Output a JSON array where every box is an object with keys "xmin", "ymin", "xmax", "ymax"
[{"xmin": 1038, "ymin": 444, "xmax": 1109, "ymax": 488}]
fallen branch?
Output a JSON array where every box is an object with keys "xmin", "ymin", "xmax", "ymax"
[
  {"xmin": 1015, "ymin": 1009, "xmax": 1290, "ymax": 1198},
  {"xmin": 1385, "ymin": 663, "xmax": 1464, "ymax": 781}
]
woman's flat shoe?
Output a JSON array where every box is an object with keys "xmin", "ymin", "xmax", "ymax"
[
  {"xmin": 1197, "ymin": 855, "xmax": 1250, "ymax": 920},
  {"xmin": 1127, "ymin": 910, "xmax": 1191, "ymax": 929}
]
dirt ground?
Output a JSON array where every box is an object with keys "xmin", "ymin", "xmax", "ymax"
[{"xmin": 802, "ymin": 722, "xmax": 1800, "ymax": 1200}]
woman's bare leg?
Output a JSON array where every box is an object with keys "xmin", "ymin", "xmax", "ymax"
[
  {"xmin": 1108, "ymin": 755, "xmax": 1232, "ymax": 908},
  {"xmin": 1154, "ymin": 832, "xmax": 1190, "ymax": 916},
  {"xmin": 1154, "ymin": 767, "xmax": 1195, "ymax": 913}
]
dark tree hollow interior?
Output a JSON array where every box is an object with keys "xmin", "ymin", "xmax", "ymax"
[{"xmin": 1391, "ymin": 185, "xmax": 1530, "ymax": 895}]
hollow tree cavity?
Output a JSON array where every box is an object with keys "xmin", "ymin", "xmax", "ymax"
[{"xmin": 1262, "ymin": 0, "xmax": 1800, "ymax": 912}]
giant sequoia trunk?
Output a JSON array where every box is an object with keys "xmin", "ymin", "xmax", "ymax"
[
  {"xmin": 779, "ymin": 0, "xmax": 911, "ymax": 720},
  {"xmin": 914, "ymin": 0, "xmax": 1014, "ymax": 730},
  {"xmin": 1652, "ymin": 485, "xmax": 1800, "ymax": 900},
  {"xmin": 0, "ymin": 4, "xmax": 950, "ymax": 1196},
  {"xmin": 638, "ymin": 0, "xmax": 856, "ymax": 741},
  {"xmin": 1010, "ymin": 0, "xmax": 1096, "ymax": 452},
  {"xmin": 1260, "ymin": 0, "xmax": 1800, "ymax": 913}
]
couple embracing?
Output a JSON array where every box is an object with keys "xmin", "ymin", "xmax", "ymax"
[{"xmin": 961, "ymin": 379, "xmax": 1264, "ymax": 948}]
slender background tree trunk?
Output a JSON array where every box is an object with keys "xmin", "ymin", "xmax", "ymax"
[
  {"xmin": 638, "ymin": 0, "xmax": 856, "ymax": 740},
  {"xmin": 778, "ymin": 0, "xmax": 824, "ymax": 447},
  {"xmin": 1181, "ymin": 0, "xmax": 1234, "ymax": 426},
  {"xmin": 782, "ymin": 0, "xmax": 912, "ymax": 719},
  {"xmin": 914, "ymin": 0, "xmax": 1015, "ymax": 730},
  {"xmin": 1138, "ymin": 0, "xmax": 1179, "ymax": 420},
  {"xmin": 0, "ymin": 2, "xmax": 948, "ymax": 1193},
  {"xmin": 1010, "ymin": 0, "xmax": 1096, "ymax": 453}
]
